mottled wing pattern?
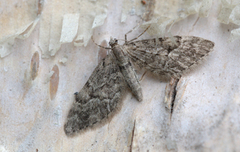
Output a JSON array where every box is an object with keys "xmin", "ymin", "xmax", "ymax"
[
  {"xmin": 125, "ymin": 36, "xmax": 214, "ymax": 79},
  {"xmin": 64, "ymin": 52, "xmax": 127, "ymax": 136}
]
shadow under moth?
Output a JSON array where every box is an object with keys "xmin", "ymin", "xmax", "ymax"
[{"xmin": 64, "ymin": 34, "xmax": 214, "ymax": 136}]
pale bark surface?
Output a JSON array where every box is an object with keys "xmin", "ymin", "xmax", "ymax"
[{"xmin": 1, "ymin": 0, "xmax": 240, "ymax": 152}]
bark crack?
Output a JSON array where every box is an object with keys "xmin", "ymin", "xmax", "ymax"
[
  {"xmin": 165, "ymin": 78, "xmax": 180, "ymax": 122},
  {"xmin": 129, "ymin": 119, "xmax": 136, "ymax": 152}
]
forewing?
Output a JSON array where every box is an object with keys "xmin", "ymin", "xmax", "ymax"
[
  {"xmin": 64, "ymin": 52, "xmax": 127, "ymax": 136},
  {"xmin": 125, "ymin": 36, "xmax": 214, "ymax": 79}
]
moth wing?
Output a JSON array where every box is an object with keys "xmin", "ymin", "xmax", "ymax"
[
  {"xmin": 64, "ymin": 52, "xmax": 127, "ymax": 136},
  {"xmin": 126, "ymin": 36, "xmax": 214, "ymax": 79}
]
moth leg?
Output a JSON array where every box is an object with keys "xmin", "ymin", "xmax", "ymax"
[
  {"xmin": 124, "ymin": 23, "xmax": 142, "ymax": 42},
  {"xmin": 127, "ymin": 25, "xmax": 151, "ymax": 43},
  {"xmin": 124, "ymin": 22, "xmax": 150, "ymax": 42},
  {"xmin": 139, "ymin": 71, "xmax": 148, "ymax": 82}
]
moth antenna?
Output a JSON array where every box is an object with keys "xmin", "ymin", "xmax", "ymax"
[
  {"xmin": 127, "ymin": 25, "xmax": 151, "ymax": 43},
  {"xmin": 91, "ymin": 36, "xmax": 111, "ymax": 49}
]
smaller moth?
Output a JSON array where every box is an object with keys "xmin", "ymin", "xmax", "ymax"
[{"xmin": 64, "ymin": 28, "xmax": 214, "ymax": 136}]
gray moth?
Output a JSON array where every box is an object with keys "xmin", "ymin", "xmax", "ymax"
[{"xmin": 64, "ymin": 35, "xmax": 214, "ymax": 136}]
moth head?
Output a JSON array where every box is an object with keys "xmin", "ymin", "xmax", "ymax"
[{"xmin": 109, "ymin": 37, "xmax": 118, "ymax": 47}]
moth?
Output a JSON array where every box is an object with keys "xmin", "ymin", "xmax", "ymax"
[{"xmin": 64, "ymin": 30, "xmax": 214, "ymax": 136}]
